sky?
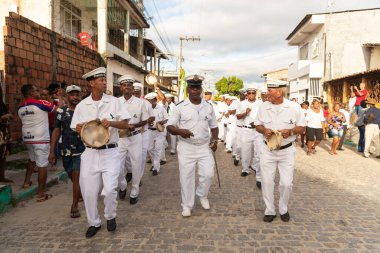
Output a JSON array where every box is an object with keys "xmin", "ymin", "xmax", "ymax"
[{"xmin": 143, "ymin": 0, "xmax": 380, "ymax": 89}]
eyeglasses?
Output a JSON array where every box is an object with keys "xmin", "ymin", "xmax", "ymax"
[{"xmin": 247, "ymin": 92, "xmax": 256, "ymax": 95}]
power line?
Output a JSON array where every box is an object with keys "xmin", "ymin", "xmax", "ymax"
[{"xmin": 150, "ymin": 0, "xmax": 174, "ymax": 54}]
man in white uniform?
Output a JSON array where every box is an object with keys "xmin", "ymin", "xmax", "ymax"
[
  {"xmin": 236, "ymin": 85, "xmax": 263, "ymax": 182},
  {"xmin": 217, "ymin": 95, "xmax": 228, "ymax": 142},
  {"xmin": 133, "ymin": 82, "xmax": 155, "ymax": 176},
  {"xmin": 71, "ymin": 67, "xmax": 131, "ymax": 237},
  {"xmin": 117, "ymin": 75, "xmax": 149, "ymax": 205},
  {"xmin": 233, "ymin": 89, "xmax": 246, "ymax": 166},
  {"xmin": 145, "ymin": 92, "xmax": 168, "ymax": 175},
  {"xmin": 225, "ymin": 96, "xmax": 237, "ymax": 153},
  {"xmin": 165, "ymin": 93, "xmax": 177, "ymax": 155},
  {"xmin": 255, "ymin": 80, "xmax": 306, "ymax": 223},
  {"xmin": 167, "ymin": 75, "xmax": 219, "ymax": 217}
]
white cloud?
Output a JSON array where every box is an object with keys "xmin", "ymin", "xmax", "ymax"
[{"xmin": 145, "ymin": 0, "xmax": 380, "ymax": 85}]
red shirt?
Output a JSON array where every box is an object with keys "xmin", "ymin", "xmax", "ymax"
[
  {"xmin": 355, "ymin": 89, "xmax": 368, "ymax": 106},
  {"xmin": 323, "ymin": 109, "xmax": 329, "ymax": 118}
]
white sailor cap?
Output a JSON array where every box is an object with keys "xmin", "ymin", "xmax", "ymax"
[
  {"xmin": 164, "ymin": 93, "xmax": 175, "ymax": 98},
  {"xmin": 239, "ymin": 88, "xmax": 246, "ymax": 94},
  {"xmin": 224, "ymin": 94, "xmax": 231, "ymax": 100},
  {"xmin": 133, "ymin": 82, "xmax": 144, "ymax": 91},
  {"xmin": 204, "ymin": 89, "xmax": 213, "ymax": 94},
  {"xmin": 230, "ymin": 96, "xmax": 238, "ymax": 100},
  {"xmin": 145, "ymin": 92, "xmax": 157, "ymax": 100},
  {"xmin": 259, "ymin": 86, "xmax": 268, "ymax": 94},
  {"xmin": 66, "ymin": 85, "xmax": 81, "ymax": 93},
  {"xmin": 186, "ymin": 74, "xmax": 205, "ymax": 86},
  {"xmin": 117, "ymin": 75, "xmax": 135, "ymax": 85},
  {"xmin": 266, "ymin": 79, "xmax": 287, "ymax": 88},
  {"xmin": 82, "ymin": 67, "xmax": 106, "ymax": 81},
  {"xmin": 246, "ymin": 85, "xmax": 257, "ymax": 92}
]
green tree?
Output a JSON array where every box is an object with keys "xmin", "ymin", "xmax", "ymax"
[{"xmin": 214, "ymin": 76, "xmax": 244, "ymax": 96}]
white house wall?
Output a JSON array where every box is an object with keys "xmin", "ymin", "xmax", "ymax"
[{"xmin": 370, "ymin": 48, "xmax": 380, "ymax": 69}]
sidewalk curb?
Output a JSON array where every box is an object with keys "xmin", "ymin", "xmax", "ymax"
[{"xmin": 0, "ymin": 171, "xmax": 68, "ymax": 214}]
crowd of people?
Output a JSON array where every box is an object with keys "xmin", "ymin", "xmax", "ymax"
[{"xmin": 0, "ymin": 67, "xmax": 379, "ymax": 238}]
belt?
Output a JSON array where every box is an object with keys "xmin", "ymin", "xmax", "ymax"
[
  {"xmin": 127, "ymin": 130, "xmax": 140, "ymax": 137},
  {"xmin": 149, "ymin": 128, "xmax": 157, "ymax": 131},
  {"xmin": 86, "ymin": 143, "xmax": 118, "ymax": 150},
  {"xmin": 264, "ymin": 141, "xmax": 293, "ymax": 150},
  {"xmin": 241, "ymin": 125, "xmax": 255, "ymax": 129}
]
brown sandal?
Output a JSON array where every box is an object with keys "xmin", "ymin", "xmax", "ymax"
[{"xmin": 37, "ymin": 194, "xmax": 53, "ymax": 202}]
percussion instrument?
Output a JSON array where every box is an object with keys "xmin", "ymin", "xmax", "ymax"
[
  {"xmin": 145, "ymin": 72, "xmax": 158, "ymax": 86},
  {"xmin": 118, "ymin": 128, "xmax": 131, "ymax": 138},
  {"xmin": 81, "ymin": 119, "xmax": 110, "ymax": 148},
  {"xmin": 156, "ymin": 122, "xmax": 164, "ymax": 132},
  {"xmin": 266, "ymin": 130, "xmax": 283, "ymax": 151}
]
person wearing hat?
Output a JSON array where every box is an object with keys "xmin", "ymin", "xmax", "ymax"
[
  {"xmin": 232, "ymin": 89, "xmax": 246, "ymax": 166},
  {"xmin": 259, "ymin": 87, "xmax": 268, "ymax": 102},
  {"xmin": 363, "ymin": 98, "xmax": 380, "ymax": 158},
  {"xmin": 49, "ymin": 85, "xmax": 84, "ymax": 218},
  {"xmin": 236, "ymin": 85, "xmax": 263, "ymax": 183},
  {"xmin": 145, "ymin": 92, "xmax": 168, "ymax": 175},
  {"xmin": 216, "ymin": 94, "xmax": 228, "ymax": 142},
  {"xmin": 255, "ymin": 80, "xmax": 306, "ymax": 223},
  {"xmin": 116, "ymin": 75, "xmax": 149, "ymax": 205},
  {"xmin": 167, "ymin": 75, "xmax": 219, "ymax": 217},
  {"xmin": 225, "ymin": 96, "xmax": 238, "ymax": 154},
  {"xmin": 133, "ymin": 82, "xmax": 156, "ymax": 175},
  {"xmin": 70, "ymin": 67, "xmax": 131, "ymax": 238},
  {"xmin": 165, "ymin": 93, "xmax": 177, "ymax": 155}
]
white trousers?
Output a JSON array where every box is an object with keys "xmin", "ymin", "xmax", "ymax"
[
  {"xmin": 80, "ymin": 147, "xmax": 120, "ymax": 227},
  {"xmin": 169, "ymin": 133, "xmax": 177, "ymax": 153},
  {"xmin": 364, "ymin": 124, "xmax": 380, "ymax": 157},
  {"xmin": 148, "ymin": 130, "xmax": 165, "ymax": 172},
  {"xmin": 160, "ymin": 129, "xmax": 168, "ymax": 162},
  {"xmin": 141, "ymin": 130, "xmax": 151, "ymax": 170},
  {"xmin": 234, "ymin": 126, "xmax": 242, "ymax": 160},
  {"xmin": 260, "ymin": 145, "xmax": 296, "ymax": 216},
  {"xmin": 177, "ymin": 141, "xmax": 215, "ymax": 211},
  {"xmin": 118, "ymin": 134, "xmax": 143, "ymax": 198},
  {"xmin": 240, "ymin": 128, "xmax": 261, "ymax": 179},
  {"xmin": 218, "ymin": 121, "xmax": 226, "ymax": 141},
  {"xmin": 226, "ymin": 123, "xmax": 235, "ymax": 151}
]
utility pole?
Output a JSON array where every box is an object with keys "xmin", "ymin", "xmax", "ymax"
[{"xmin": 179, "ymin": 36, "xmax": 200, "ymax": 72}]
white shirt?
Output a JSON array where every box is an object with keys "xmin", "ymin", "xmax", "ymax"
[
  {"xmin": 255, "ymin": 99, "xmax": 306, "ymax": 145},
  {"xmin": 167, "ymin": 102, "xmax": 176, "ymax": 116},
  {"xmin": 142, "ymin": 99, "xmax": 154, "ymax": 118},
  {"xmin": 70, "ymin": 94, "xmax": 131, "ymax": 144},
  {"xmin": 348, "ymin": 97, "xmax": 356, "ymax": 111},
  {"xmin": 151, "ymin": 104, "xmax": 168, "ymax": 126},
  {"xmin": 227, "ymin": 100, "xmax": 239, "ymax": 124},
  {"xmin": 340, "ymin": 109, "xmax": 350, "ymax": 127},
  {"xmin": 18, "ymin": 98, "xmax": 56, "ymax": 144},
  {"xmin": 119, "ymin": 95, "xmax": 149, "ymax": 130},
  {"xmin": 305, "ymin": 108, "xmax": 325, "ymax": 128},
  {"xmin": 168, "ymin": 98, "xmax": 218, "ymax": 145},
  {"xmin": 217, "ymin": 101, "xmax": 228, "ymax": 122},
  {"xmin": 237, "ymin": 99, "xmax": 263, "ymax": 126}
]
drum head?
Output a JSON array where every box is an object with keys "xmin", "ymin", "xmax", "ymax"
[
  {"xmin": 81, "ymin": 120, "xmax": 110, "ymax": 148},
  {"xmin": 145, "ymin": 73, "xmax": 157, "ymax": 86},
  {"xmin": 118, "ymin": 128, "xmax": 131, "ymax": 138},
  {"xmin": 266, "ymin": 131, "xmax": 282, "ymax": 151}
]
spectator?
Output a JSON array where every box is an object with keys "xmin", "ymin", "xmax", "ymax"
[
  {"xmin": 0, "ymin": 86, "xmax": 12, "ymax": 183},
  {"xmin": 327, "ymin": 103, "xmax": 346, "ymax": 155},
  {"xmin": 337, "ymin": 103, "xmax": 350, "ymax": 151},
  {"xmin": 49, "ymin": 85, "xmax": 85, "ymax": 218},
  {"xmin": 300, "ymin": 101, "xmax": 309, "ymax": 148},
  {"xmin": 18, "ymin": 84, "xmax": 56, "ymax": 202},
  {"xmin": 322, "ymin": 102, "xmax": 330, "ymax": 140},
  {"xmin": 348, "ymin": 93, "xmax": 356, "ymax": 124},
  {"xmin": 305, "ymin": 99, "xmax": 325, "ymax": 155},
  {"xmin": 354, "ymin": 100, "xmax": 368, "ymax": 153},
  {"xmin": 351, "ymin": 83, "xmax": 367, "ymax": 116},
  {"xmin": 363, "ymin": 98, "xmax": 380, "ymax": 158}
]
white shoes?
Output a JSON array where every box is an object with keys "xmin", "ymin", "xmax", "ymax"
[
  {"xmin": 199, "ymin": 197, "xmax": 210, "ymax": 210},
  {"xmin": 182, "ymin": 209, "xmax": 191, "ymax": 217}
]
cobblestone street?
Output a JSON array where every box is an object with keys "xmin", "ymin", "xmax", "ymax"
[{"xmin": 1, "ymin": 140, "xmax": 380, "ymax": 253}]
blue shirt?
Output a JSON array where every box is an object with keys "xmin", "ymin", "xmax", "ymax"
[{"xmin": 364, "ymin": 107, "xmax": 380, "ymax": 127}]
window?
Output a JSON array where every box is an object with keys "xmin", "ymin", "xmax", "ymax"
[
  {"xmin": 310, "ymin": 78, "xmax": 320, "ymax": 97},
  {"xmin": 299, "ymin": 43, "xmax": 308, "ymax": 60},
  {"xmin": 60, "ymin": 0, "xmax": 81, "ymax": 40}
]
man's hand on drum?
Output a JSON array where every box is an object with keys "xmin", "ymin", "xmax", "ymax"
[
  {"xmin": 101, "ymin": 119, "xmax": 111, "ymax": 128},
  {"xmin": 75, "ymin": 123, "xmax": 83, "ymax": 134}
]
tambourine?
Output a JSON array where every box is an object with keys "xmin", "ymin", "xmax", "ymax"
[
  {"xmin": 266, "ymin": 130, "xmax": 283, "ymax": 151},
  {"xmin": 80, "ymin": 119, "xmax": 110, "ymax": 148},
  {"xmin": 156, "ymin": 122, "xmax": 164, "ymax": 132},
  {"xmin": 145, "ymin": 72, "xmax": 158, "ymax": 86},
  {"xmin": 118, "ymin": 128, "xmax": 131, "ymax": 138}
]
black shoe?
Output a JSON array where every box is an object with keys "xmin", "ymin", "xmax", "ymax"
[
  {"xmin": 107, "ymin": 218, "xmax": 117, "ymax": 232},
  {"xmin": 234, "ymin": 159, "xmax": 239, "ymax": 166},
  {"xmin": 125, "ymin": 173, "xmax": 132, "ymax": 183},
  {"xmin": 160, "ymin": 160, "xmax": 167, "ymax": 165},
  {"xmin": 232, "ymin": 154, "xmax": 236, "ymax": 159},
  {"xmin": 256, "ymin": 181, "xmax": 262, "ymax": 189},
  {"xmin": 139, "ymin": 181, "xmax": 143, "ymax": 187},
  {"xmin": 150, "ymin": 166, "xmax": 154, "ymax": 171},
  {"xmin": 170, "ymin": 152, "xmax": 176, "ymax": 155},
  {"xmin": 241, "ymin": 172, "xmax": 249, "ymax": 177},
  {"xmin": 152, "ymin": 170, "xmax": 158, "ymax": 176},
  {"xmin": 337, "ymin": 148, "xmax": 344, "ymax": 151},
  {"xmin": 147, "ymin": 159, "xmax": 152, "ymax": 164},
  {"xmin": 263, "ymin": 215, "xmax": 276, "ymax": 223},
  {"xmin": 85, "ymin": 226, "xmax": 101, "ymax": 238},
  {"xmin": 118, "ymin": 189, "xmax": 126, "ymax": 200},
  {"xmin": 280, "ymin": 212, "xmax": 290, "ymax": 222},
  {"xmin": 130, "ymin": 197, "xmax": 138, "ymax": 205}
]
